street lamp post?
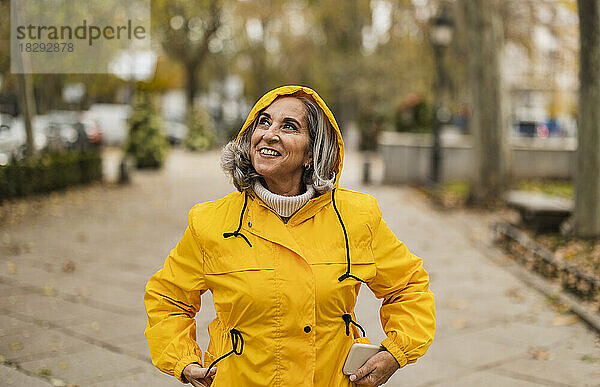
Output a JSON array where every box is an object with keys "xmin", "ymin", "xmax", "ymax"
[{"xmin": 430, "ymin": 4, "xmax": 454, "ymax": 185}]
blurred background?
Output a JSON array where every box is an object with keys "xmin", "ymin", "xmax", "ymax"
[
  {"xmin": 0, "ymin": 0, "xmax": 589, "ymax": 199},
  {"xmin": 1, "ymin": 0, "xmax": 599, "ymax": 386}
]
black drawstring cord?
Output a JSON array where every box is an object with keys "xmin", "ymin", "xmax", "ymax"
[
  {"xmin": 202, "ymin": 328, "xmax": 244, "ymax": 379},
  {"xmin": 223, "ymin": 191, "xmax": 252, "ymax": 247},
  {"xmin": 342, "ymin": 314, "xmax": 366, "ymax": 337},
  {"xmin": 331, "ymin": 188, "xmax": 365, "ymax": 283}
]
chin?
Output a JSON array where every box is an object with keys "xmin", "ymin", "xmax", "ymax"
[{"xmin": 253, "ymin": 164, "xmax": 276, "ymax": 178}]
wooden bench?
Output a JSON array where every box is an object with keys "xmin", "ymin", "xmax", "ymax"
[{"xmin": 505, "ymin": 190, "xmax": 573, "ymax": 232}]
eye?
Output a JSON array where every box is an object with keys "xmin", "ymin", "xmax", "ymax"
[
  {"xmin": 258, "ymin": 116, "xmax": 270, "ymax": 126},
  {"xmin": 282, "ymin": 123, "xmax": 298, "ymax": 131}
]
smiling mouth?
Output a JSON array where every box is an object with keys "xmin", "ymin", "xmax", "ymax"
[{"xmin": 259, "ymin": 148, "xmax": 281, "ymax": 156}]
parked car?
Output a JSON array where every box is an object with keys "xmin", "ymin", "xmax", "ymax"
[
  {"xmin": 0, "ymin": 114, "xmax": 16, "ymax": 165},
  {"xmin": 47, "ymin": 110, "xmax": 103, "ymax": 150},
  {"xmin": 0, "ymin": 115, "xmax": 49, "ymax": 164},
  {"xmin": 514, "ymin": 120, "xmax": 565, "ymax": 138},
  {"xmin": 81, "ymin": 111, "xmax": 103, "ymax": 145},
  {"xmin": 87, "ymin": 104, "xmax": 131, "ymax": 145},
  {"xmin": 164, "ymin": 119, "xmax": 188, "ymax": 145}
]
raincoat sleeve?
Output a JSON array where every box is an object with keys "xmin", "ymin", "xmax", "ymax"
[
  {"xmin": 366, "ymin": 202, "xmax": 436, "ymax": 368},
  {"xmin": 144, "ymin": 209, "xmax": 207, "ymax": 383}
]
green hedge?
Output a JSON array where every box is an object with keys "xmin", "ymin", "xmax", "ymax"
[{"xmin": 0, "ymin": 150, "xmax": 102, "ymax": 200}]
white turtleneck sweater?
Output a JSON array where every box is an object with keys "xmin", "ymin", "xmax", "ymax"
[{"xmin": 253, "ymin": 181, "xmax": 316, "ymax": 219}]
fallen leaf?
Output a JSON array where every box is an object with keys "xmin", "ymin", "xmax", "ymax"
[
  {"xmin": 51, "ymin": 378, "xmax": 67, "ymax": 387},
  {"xmin": 506, "ymin": 287, "xmax": 526, "ymax": 303},
  {"xmin": 553, "ymin": 314, "xmax": 579, "ymax": 326},
  {"xmin": 6, "ymin": 262, "xmax": 17, "ymax": 274},
  {"xmin": 546, "ymin": 296, "xmax": 570, "ymax": 314},
  {"xmin": 42, "ymin": 286, "xmax": 55, "ymax": 296},
  {"xmin": 58, "ymin": 361, "xmax": 68, "ymax": 369},
  {"xmin": 9, "ymin": 342, "xmax": 23, "ymax": 350},
  {"xmin": 529, "ymin": 348, "xmax": 550, "ymax": 360},
  {"xmin": 0, "ymin": 354, "xmax": 5, "ymax": 362},
  {"xmin": 62, "ymin": 260, "xmax": 75, "ymax": 273},
  {"xmin": 581, "ymin": 355, "xmax": 600, "ymax": 363},
  {"xmin": 37, "ymin": 368, "xmax": 52, "ymax": 376}
]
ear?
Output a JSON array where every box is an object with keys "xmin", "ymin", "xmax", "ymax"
[{"xmin": 304, "ymin": 152, "xmax": 313, "ymax": 168}]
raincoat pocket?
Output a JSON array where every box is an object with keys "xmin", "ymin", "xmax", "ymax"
[
  {"xmin": 203, "ymin": 245, "xmax": 275, "ymax": 275},
  {"xmin": 310, "ymin": 246, "xmax": 377, "ymax": 282},
  {"xmin": 346, "ymin": 244, "xmax": 377, "ymax": 281},
  {"xmin": 204, "ymin": 260, "xmax": 275, "ymax": 274},
  {"xmin": 348, "ymin": 260, "xmax": 377, "ymax": 282}
]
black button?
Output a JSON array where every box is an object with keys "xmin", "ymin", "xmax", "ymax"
[{"xmin": 304, "ymin": 325, "xmax": 311, "ymax": 333}]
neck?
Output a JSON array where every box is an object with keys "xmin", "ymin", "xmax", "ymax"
[
  {"xmin": 253, "ymin": 181, "xmax": 316, "ymax": 218},
  {"xmin": 263, "ymin": 176, "xmax": 304, "ymax": 196}
]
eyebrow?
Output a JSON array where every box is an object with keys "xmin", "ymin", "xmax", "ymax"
[{"xmin": 283, "ymin": 117, "xmax": 302, "ymax": 127}]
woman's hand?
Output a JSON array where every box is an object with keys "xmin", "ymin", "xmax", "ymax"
[
  {"xmin": 349, "ymin": 350, "xmax": 400, "ymax": 386},
  {"xmin": 183, "ymin": 364, "xmax": 217, "ymax": 387}
]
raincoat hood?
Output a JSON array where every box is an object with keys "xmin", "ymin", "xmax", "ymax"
[{"xmin": 236, "ymin": 85, "xmax": 345, "ymax": 187}]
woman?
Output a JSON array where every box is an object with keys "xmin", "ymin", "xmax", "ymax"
[{"xmin": 144, "ymin": 85, "xmax": 435, "ymax": 386}]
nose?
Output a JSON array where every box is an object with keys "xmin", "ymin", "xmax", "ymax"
[{"xmin": 262, "ymin": 124, "xmax": 279, "ymax": 142}]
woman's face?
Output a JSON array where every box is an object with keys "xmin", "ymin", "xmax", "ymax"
[{"xmin": 250, "ymin": 96, "xmax": 312, "ymax": 195}]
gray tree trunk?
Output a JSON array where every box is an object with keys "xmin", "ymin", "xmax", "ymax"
[
  {"xmin": 458, "ymin": 0, "xmax": 510, "ymax": 205},
  {"xmin": 16, "ymin": 73, "xmax": 35, "ymax": 157},
  {"xmin": 12, "ymin": 1, "xmax": 36, "ymax": 157},
  {"xmin": 575, "ymin": 0, "xmax": 600, "ymax": 237}
]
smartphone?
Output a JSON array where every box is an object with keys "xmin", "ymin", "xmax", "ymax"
[{"xmin": 342, "ymin": 343, "xmax": 383, "ymax": 375}]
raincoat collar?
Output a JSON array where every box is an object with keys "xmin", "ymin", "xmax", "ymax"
[
  {"xmin": 236, "ymin": 85, "xmax": 345, "ymax": 187},
  {"xmin": 248, "ymin": 189, "xmax": 333, "ymax": 227}
]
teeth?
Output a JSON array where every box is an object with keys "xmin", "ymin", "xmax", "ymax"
[{"xmin": 259, "ymin": 148, "xmax": 280, "ymax": 156}]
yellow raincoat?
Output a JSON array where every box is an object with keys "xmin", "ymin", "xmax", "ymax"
[{"xmin": 144, "ymin": 86, "xmax": 435, "ymax": 386}]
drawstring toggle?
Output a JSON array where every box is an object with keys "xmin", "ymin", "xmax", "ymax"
[
  {"xmin": 223, "ymin": 191, "xmax": 252, "ymax": 247},
  {"xmin": 203, "ymin": 328, "xmax": 245, "ymax": 379},
  {"xmin": 223, "ymin": 231, "xmax": 252, "ymax": 247},
  {"xmin": 342, "ymin": 314, "xmax": 366, "ymax": 337}
]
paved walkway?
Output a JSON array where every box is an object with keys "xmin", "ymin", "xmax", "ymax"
[{"xmin": 0, "ymin": 148, "xmax": 598, "ymax": 386}]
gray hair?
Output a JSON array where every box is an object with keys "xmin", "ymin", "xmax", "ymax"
[{"xmin": 220, "ymin": 95, "xmax": 338, "ymax": 193}]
